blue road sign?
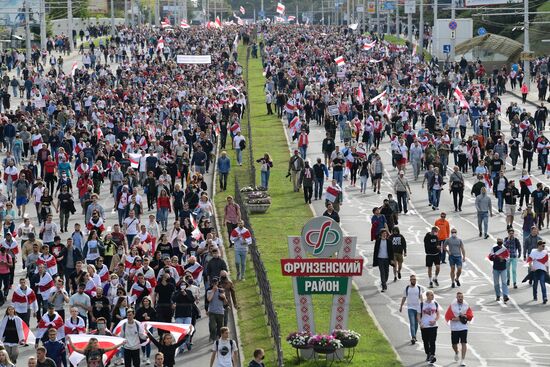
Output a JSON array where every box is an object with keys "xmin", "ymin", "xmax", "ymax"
[
  {"xmin": 449, "ymin": 20, "xmax": 457, "ymax": 30},
  {"xmin": 258, "ymin": 10, "xmax": 265, "ymax": 17},
  {"xmin": 443, "ymin": 44, "xmax": 451, "ymax": 54},
  {"xmin": 383, "ymin": 1, "xmax": 395, "ymax": 10},
  {"xmin": 478, "ymin": 27, "xmax": 487, "ymax": 36}
]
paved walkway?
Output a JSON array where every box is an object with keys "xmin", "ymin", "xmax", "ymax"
[{"xmin": 0, "ymin": 37, "xmax": 216, "ymax": 367}]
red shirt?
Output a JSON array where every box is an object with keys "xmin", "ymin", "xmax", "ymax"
[
  {"xmin": 44, "ymin": 160, "xmax": 57, "ymax": 174},
  {"xmin": 157, "ymin": 196, "xmax": 171, "ymax": 210}
]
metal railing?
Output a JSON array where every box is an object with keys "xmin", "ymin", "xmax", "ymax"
[{"xmin": 234, "ymin": 178, "xmax": 284, "ymax": 367}]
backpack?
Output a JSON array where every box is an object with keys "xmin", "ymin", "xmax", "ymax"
[
  {"xmin": 239, "ymin": 139, "xmax": 246, "ymax": 150},
  {"xmin": 122, "ymin": 321, "xmax": 147, "ymax": 343},
  {"xmin": 420, "ymin": 301, "xmax": 439, "ymax": 313},
  {"xmin": 405, "ymin": 285, "xmax": 422, "ymax": 300}
]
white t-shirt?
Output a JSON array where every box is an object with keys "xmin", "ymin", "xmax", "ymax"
[
  {"xmin": 419, "ymin": 301, "xmax": 438, "ymax": 329},
  {"xmin": 211, "ymin": 339, "xmax": 237, "ymax": 367},
  {"xmin": 404, "ymin": 285, "xmax": 422, "ymax": 312},
  {"xmin": 124, "ymin": 217, "xmax": 140, "ymax": 235}
]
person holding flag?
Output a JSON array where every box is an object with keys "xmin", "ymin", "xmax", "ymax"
[
  {"xmin": 444, "ymin": 292, "xmax": 473, "ymax": 366},
  {"xmin": 230, "ymin": 221, "xmax": 252, "ymax": 281},
  {"xmin": 527, "ymin": 240, "xmax": 548, "ymax": 304},
  {"xmin": 67, "ymin": 335, "xmax": 126, "ymax": 367},
  {"xmin": 0, "ymin": 305, "xmax": 34, "ymax": 363},
  {"xmin": 488, "ymin": 239, "xmax": 510, "ymax": 303}
]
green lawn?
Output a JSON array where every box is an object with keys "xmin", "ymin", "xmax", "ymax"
[{"xmin": 213, "ymin": 44, "xmax": 401, "ymax": 366}]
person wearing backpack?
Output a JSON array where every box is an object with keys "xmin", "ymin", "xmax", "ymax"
[
  {"xmin": 119, "ymin": 308, "xmax": 148, "ymax": 367},
  {"xmin": 399, "ymin": 274, "xmax": 422, "ymax": 345},
  {"xmin": 210, "ymin": 327, "xmax": 238, "ymax": 367},
  {"xmin": 233, "ymin": 132, "xmax": 246, "ymax": 166},
  {"xmin": 417, "ymin": 290, "xmax": 439, "ymax": 364}
]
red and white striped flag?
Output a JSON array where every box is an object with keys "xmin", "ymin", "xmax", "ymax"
[
  {"xmin": 453, "ymin": 87, "xmax": 470, "ymax": 109},
  {"xmin": 412, "ymin": 43, "xmax": 417, "ymax": 56},
  {"xmin": 189, "ymin": 214, "xmax": 202, "ymax": 240},
  {"xmin": 527, "ymin": 251, "xmax": 549, "ymax": 265},
  {"xmin": 546, "ymin": 164, "xmax": 550, "ymax": 177},
  {"xmin": 215, "ymin": 16, "xmax": 222, "ymax": 28},
  {"xmin": 289, "ymin": 116, "xmax": 301, "ymax": 135},
  {"xmin": 483, "ymin": 173, "xmax": 492, "ymax": 190},
  {"xmin": 325, "ymin": 185, "xmax": 341, "ymax": 203},
  {"xmin": 362, "ymin": 40, "xmax": 376, "ymax": 51},
  {"xmin": 240, "ymin": 6, "xmax": 246, "ymax": 14},
  {"xmin": 180, "ymin": 19, "xmax": 190, "ymax": 28},
  {"xmin": 71, "ymin": 61, "xmax": 78, "ymax": 76},
  {"xmin": 334, "ymin": 56, "xmax": 345, "ymax": 66},
  {"xmin": 370, "ymin": 90, "xmax": 387, "ymax": 103},
  {"xmin": 521, "ymin": 175, "xmax": 536, "ymax": 192},
  {"xmin": 288, "ymin": 15, "xmax": 296, "ymax": 21},
  {"xmin": 37, "ymin": 312, "xmax": 65, "ymax": 340},
  {"xmin": 184, "ymin": 262, "xmax": 204, "ymax": 280},
  {"xmin": 143, "ymin": 322, "xmax": 194, "ymax": 342},
  {"xmin": 156, "ymin": 37, "xmax": 165, "ymax": 51},
  {"xmin": 274, "ymin": 16, "xmax": 285, "ymax": 22},
  {"xmin": 64, "ymin": 316, "xmax": 86, "ymax": 335},
  {"xmin": 490, "ymin": 246, "xmax": 510, "ymax": 261},
  {"xmin": 0, "ymin": 316, "xmax": 35, "ymax": 344},
  {"xmin": 384, "ymin": 103, "xmax": 393, "ymax": 117},
  {"xmin": 356, "ymin": 84, "xmax": 364, "ymax": 104},
  {"xmin": 276, "ymin": 2, "xmax": 285, "ymax": 14},
  {"xmin": 444, "ymin": 301, "xmax": 474, "ymax": 324},
  {"xmin": 67, "ymin": 334, "xmax": 125, "ymax": 367},
  {"xmin": 96, "ymin": 126, "xmax": 103, "ymax": 140},
  {"xmin": 285, "ymin": 99, "xmax": 297, "ymax": 114},
  {"xmin": 129, "ymin": 153, "xmax": 141, "ymax": 169},
  {"xmin": 129, "ymin": 281, "xmax": 152, "ymax": 304},
  {"xmin": 160, "ymin": 17, "xmax": 171, "ymax": 28},
  {"xmin": 12, "ymin": 287, "xmax": 38, "ymax": 315}
]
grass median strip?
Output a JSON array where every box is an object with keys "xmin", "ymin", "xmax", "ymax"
[{"xmin": 214, "ymin": 43, "xmax": 401, "ymax": 366}]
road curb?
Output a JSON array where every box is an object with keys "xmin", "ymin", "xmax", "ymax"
[{"xmin": 507, "ymin": 90, "xmax": 542, "ymax": 108}]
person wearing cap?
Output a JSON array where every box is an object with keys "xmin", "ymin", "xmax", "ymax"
[
  {"xmin": 528, "ymin": 240, "xmax": 549, "ymax": 304},
  {"xmin": 393, "ymin": 170, "xmax": 411, "ymax": 214},
  {"xmin": 373, "ymin": 229, "xmax": 394, "ymax": 292},
  {"xmin": 288, "ymin": 149, "xmax": 304, "ymax": 192},
  {"xmin": 424, "ymin": 227, "xmax": 441, "ymax": 288}
]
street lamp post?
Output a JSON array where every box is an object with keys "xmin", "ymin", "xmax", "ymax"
[
  {"xmin": 523, "ymin": 0, "xmax": 530, "ymax": 88},
  {"xmin": 40, "ymin": 0, "xmax": 46, "ymax": 50},
  {"xmin": 68, "ymin": 0, "xmax": 74, "ymax": 51},
  {"xmin": 24, "ymin": 0, "xmax": 31, "ymax": 62}
]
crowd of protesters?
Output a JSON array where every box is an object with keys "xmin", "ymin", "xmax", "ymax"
[
  {"xmin": 260, "ymin": 24, "xmax": 548, "ymax": 366},
  {"xmin": 0, "ymin": 21, "xmax": 256, "ymax": 367}
]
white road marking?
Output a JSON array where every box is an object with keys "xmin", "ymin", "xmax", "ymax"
[{"xmin": 528, "ymin": 332, "xmax": 543, "ymax": 343}]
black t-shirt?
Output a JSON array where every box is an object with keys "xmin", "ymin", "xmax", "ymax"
[
  {"xmin": 332, "ymin": 157, "xmax": 344, "ymax": 172},
  {"xmin": 37, "ymin": 358, "xmax": 57, "ymax": 367},
  {"xmin": 491, "ymin": 159, "xmax": 504, "ymax": 172},
  {"xmin": 424, "ymin": 233, "xmax": 439, "ymax": 255},
  {"xmin": 155, "ymin": 281, "xmax": 176, "ymax": 305},
  {"xmin": 58, "ymin": 192, "xmax": 73, "ymax": 210},
  {"xmin": 85, "ymin": 348, "xmax": 106, "ymax": 367}
]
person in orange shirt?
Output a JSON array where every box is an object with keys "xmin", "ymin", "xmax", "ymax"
[{"xmin": 435, "ymin": 212, "xmax": 450, "ymax": 264}]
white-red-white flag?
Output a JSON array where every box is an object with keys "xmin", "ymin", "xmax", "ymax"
[
  {"xmin": 71, "ymin": 61, "xmax": 78, "ymax": 76},
  {"xmin": 96, "ymin": 126, "xmax": 103, "ymax": 140},
  {"xmin": 521, "ymin": 175, "xmax": 536, "ymax": 192},
  {"xmin": 289, "ymin": 116, "xmax": 301, "ymax": 135},
  {"xmin": 240, "ymin": 6, "xmax": 246, "ymax": 14},
  {"xmin": 274, "ymin": 16, "xmax": 285, "ymax": 22},
  {"xmin": 156, "ymin": 37, "xmax": 165, "ymax": 51},
  {"xmin": 356, "ymin": 84, "xmax": 364, "ymax": 104},
  {"xmin": 453, "ymin": 87, "xmax": 470, "ymax": 109},
  {"xmin": 215, "ymin": 16, "xmax": 222, "ymax": 28},
  {"xmin": 180, "ymin": 19, "xmax": 190, "ymax": 28},
  {"xmin": 362, "ymin": 40, "xmax": 376, "ymax": 51},
  {"xmin": 143, "ymin": 322, "xmax": 194, "ymax": 342},
  {"xmin": 325, "ymin": 185, "xmax": 341, "ymax": 203},
  {"xmin": 160, "ymin": 17, "xmax": 171, "ymax": 28},
  {"xmin": 288, "ymin": 15, "xmax": 296, "ymax": 21},
  {"xmin": 276, "ymin": 2, "xmax": 285, "ymax": 14},
  {"xmin": 334, "ymin": 56, "xmax": 345, "ymax": 66},
  {"xmin": 67, "ymin": 334, "xmax": 125, "ymax": 367},
  {"xmin": 370, "ymin": 90, "xmax": 387, "ymax": 103},
  {"xmin": 129, "ymin": 153, "xmax": 141, "ymax": 169}
]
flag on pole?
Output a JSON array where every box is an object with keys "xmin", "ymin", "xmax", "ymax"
[
  {"xmin": 362, "ymin": 40, "xmax": 376, "ymax": 50},
  {"xmin": 325, "ymin": 185, "xmax": 341, "ymax": 203},
  {"xmin": 274, "ymin": 16, "xmax": 285, "ymax": 22},
  {"xmin": 288, "ymin": 15, "xmax": 296, "ymax": 21},
  {"xmin": 370, "ymin": 90, "xmax": 387, "ymax": 103},
  {"xmin": 520, "ymin": 175, "xmax": 536, "ymax": 192},
  {"xmin": 334, "ymin": 56, "xmax": 345, "ymax": 66},
  {"xmin": 71, "ymin": 61, "xmax": 78, "ymax": 76},
  {"xmin": 180, "ymin": 19, "xmax": 190, "ymax": 28},
  {"xmin": 156, "ymin": 37, "xmax": 165, "ymax": 51},
  {"xmin": 453, "ymin": 87, "xmax": 470, "ymax": 109},
  {"xmin": 160, "ymin": 17, "xmax": 171, "ymax": 28},
  {"xmin": 276, "ymin": 2, "xmax": 285, "ymax": 14},
  {"xmin": 289, "ymin": 116, "xmax": 301, "ymax": 135},
  {"xmin": 215, "ymin": 16, "xmax": 222, "ymax": 28},
  {"xmin": 240, "ymin": 6, "xmax": 245, "ymax": 14}
]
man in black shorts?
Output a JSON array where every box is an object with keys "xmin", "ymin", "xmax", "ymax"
[
  {"xmin": 444, "ymin": 292, "xmax": 473, "ymax": 366},
  {"xmin": 424, "ymin": 227, "xmax": 441, "ymax": 288}
]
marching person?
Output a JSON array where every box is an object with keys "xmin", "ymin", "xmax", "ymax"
[
  {"xmin": 399, "ymin": 275, "xmax": 422, "ymax": 345},
  {"xmin": 444, "ymin": 229, "xmax": 466, "ymax": 289},
  {"xmin": 475, "ymin": 187, "xmax": 493, "ymax": 239},
  {"xmin": 504, "ymin": 229, "xmax": 522, "ymax": 289},
  {"xmin": 389, "ymin": 226, "xmax": 407, "ymax": 281},
  {"xmin": 444, "ymin": 292, "xmax": 473, "ymax": 366},
  {"xmin": 373, "ymin": 229, "xmax": 394, "ymax": 292},
  {"xmin": 417, "ymin": 290, "xmax": 439, "ymax": 364},
  {"xmin": 527, "ymin": 240, "xmax": 548, "ymax": 304},
  {"xmin": 434, "ymin": 212, "xmax": 450, "ymax": 264},
  {"xmin": 489, "ymin": 239, "xmax": 510, "ymax": 303},
  {"xmin": 424, "ymin": 227, "xmax": 441, "ymax": 288}
]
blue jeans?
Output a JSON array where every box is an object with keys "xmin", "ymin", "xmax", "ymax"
[
  {"xmin": 299, "ymin": 145, "xmax": 307, "ymax": 159},
  {"xmin": 506, "ymin": 257, "xmax": 518, "ymax": 284},
  {"xmin": 314, "ymin": 177, "xmax": 324, "ymax": 199},
  {"xmin": 236, "ymin": 148, "xmax": 242, "ymax": 165},
  {"xmin": 430, "ymin": 189, "xmax": 441, "ymax": 208},
  {"xmin": 407, "ymin": 309, "xmax": 418, "ymax": 338},
  {"xmin": 157, "ymin": 207, "xmax": 168, "ymax": 230},
  {"xmin": 532, "ymin": 270, "xmax": 548, "ymax": 300},
  {"xmin": 497, "ymin": 191, "xmax": 504, "ymax": 211},
  {"xmin": 235, "ymin": 248, "xmax": 248, "ymax": 279},
  {"xmin": 333, "ymin": 170, "xmax": 343, "ymax": 188},
  {"xmin": 493, "ymin": 269, "xmax": 509, "ymax": 297},
  {"xmin": 261, "ymin": 170, "xmax": 270, "ymax": 188},
  {"xmin": 175, "ymin": 317, "xmax": 193, "ymax": 351},
  {"xmin": 477, "ymin": 212, "xmax": 489, "ymax": 234}
]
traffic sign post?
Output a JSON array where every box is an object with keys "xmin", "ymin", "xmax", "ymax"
[
  {"xmin": 448, "ymin": 20, "xmax": 457, "ymax": 30},
  {"xmin": 478, "ymin": 27, "xmax": 487, "ymax": 36},
  {"xmin": 283, "ymin": 217, "xmax": 362, "ymax": 360},
  {"xmin": 443, "ymin": 44, "xmax": 451, "ymax": 54}
]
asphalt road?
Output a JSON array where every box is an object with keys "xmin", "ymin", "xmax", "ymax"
[{"xmin": 282, "ymin": 91, "xmax": 550, "ymax": 367}]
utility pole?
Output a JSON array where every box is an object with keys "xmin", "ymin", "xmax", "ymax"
[
  {"xmin": 111, "ymin": 0, "xmax": 116, "ymax": 35},
  {"xmin": 386, "ymin": 10, "xmax": 390, "ymax": 33},
  {"xmin": 40, "ymin": 0, "xmax": 46, "ymax": 50},
  {"xmin": 24, "ymin": 0, "xmax": 31, "ymax": 62},
  {"xmin": 450, "ymin": 0, "xmax": 456, "ymax": 61},
  {"xmin": 433, "ymin": 0, "xmax": 438, "ymax": 58},
  {"xmin": 407, "ymin": 11, "xmax": 412, "ymax": 44},
  {"xmin": 395, "ymin": 1, "xmax": 399, "ymax": 37},
  {"xmin": 155, "ymin": 0, "xmax": 160, "ymax": 26},
  {"xmin": 419, "ymin": 0, "xmax": 424, "ymax": 57},
  {"xmin": 261, "ymin": 0, "xmax": 264, "ymax": 19},
  {"xmin": 347, "ymin": 0, "xmax": 350, "ymax": 25},
  {"xmin": 376, "ymin": 0, "xmax": 380, "ymax": 33},
  {"xmin": 183, "ymin": 0, "xmax": 188, "ymax": 22},
  {"xmin": 523, "ymin": 0, "xmax": 530, "ymax": 88},
  {"xmin": 362, "ymin": 0, "xmax": 365, "ymax": 30},
  {"xmin": 125, "ymin": 0, "xmax": 128, "ymax": 25},
  {"xmin": 322, "ymin": 0, "xmax": 325, "ymax": 25},
  {"xmin": 67, "ymin": 0, "xmax": 74, "ymax": 51}
]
